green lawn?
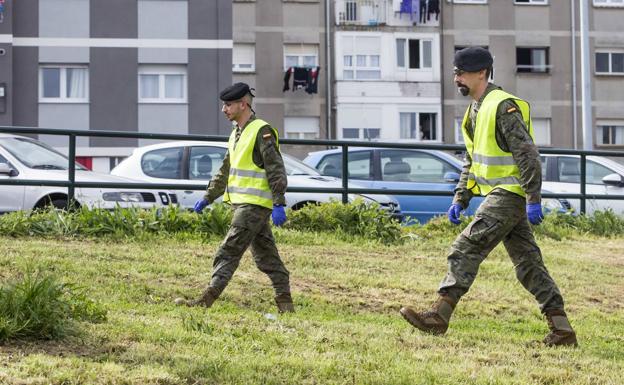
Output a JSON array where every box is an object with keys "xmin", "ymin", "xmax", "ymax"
[{"xmin": 0, "ymin": 231, "xmax": 622, "ymax": 385}]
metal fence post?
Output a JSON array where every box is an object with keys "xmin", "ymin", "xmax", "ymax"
[
  {"xmin": 342, "ymin": 143, "xmax": 348, "ymax": 204},
  {"xmin": 580, "ymin": 153, "xmax": 586, "ymax": 214},
  {"xmin": 68, "ymin": 134, "xmax": 76, "ymax": 208}
]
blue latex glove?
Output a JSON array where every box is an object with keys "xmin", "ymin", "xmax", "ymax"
[
  {"xmin": 193, "ymin": 198, "xmax": 209, "ymax": 213},
  {"xmin": 271, "ymin": 205, "xmax": 287, "ymax": 226},
  {"xmin": 527, "ymin": 203, "xmax": 544, "ymax": 225},
  {"xmin": 447, "ymin": 203, "xmax": 463, "ymax": 225}
]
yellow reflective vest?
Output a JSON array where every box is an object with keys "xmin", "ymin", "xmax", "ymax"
[
  {"xmin": 461, "ymin": 89, "xmax": 535, "ymax": 197},
  {"xmin": 223, "ymin": 119, "xmax": 279, "ymax": 209}
]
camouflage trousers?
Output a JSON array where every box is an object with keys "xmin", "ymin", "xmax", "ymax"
[
  {"xmin": 208, "ymin": 204, "xmax": 291, "ymax": 297},
  {"xmin": 439, "ymin": 189, "xmax": 565, "ymax": 313}
]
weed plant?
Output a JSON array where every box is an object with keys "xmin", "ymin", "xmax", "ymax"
[{"xmin": 0, "ymin": 268, "xmax": 106, "ymax": 341}]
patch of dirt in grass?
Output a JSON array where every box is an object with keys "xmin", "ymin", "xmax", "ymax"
[{"xmin": 0, "ymin": 339, "xmax": 130, "ymax": 361}]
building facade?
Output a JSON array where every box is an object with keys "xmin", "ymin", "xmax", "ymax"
[
  {"xmin": 333, "ymin": 0, "xmax": 443, "ymax": 144},
  {"xmin": 442, "ymin": 0, "xmax": 624, "ymax": 150},
  {"xmin": 1, "ymin": 0, "xmax": 232, "ymax": 172},
  {"xmin": 232, "ymin": 0, "xmax": 329, "ymax": 159}
]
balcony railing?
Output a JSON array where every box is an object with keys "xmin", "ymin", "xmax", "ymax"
[{"xmin": 336, "ymin": 0, "xmax": 388, "ymax": 26}]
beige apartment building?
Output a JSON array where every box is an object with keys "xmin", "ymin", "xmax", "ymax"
[
  {"xmin": 232, "ymin": 0, "xmax": 329, "ymax": 158},
  {"xmin": 233, "ymin": 0, "xmax": 623, "ymax": 152},
  {"xmin": 442, "ymin": 0, "xmax": 624, "ymax": 150}
]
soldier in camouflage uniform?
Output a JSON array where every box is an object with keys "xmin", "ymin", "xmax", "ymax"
[
  {"xmin": 175, "ymin": 82, "xmax": 294, "ymax": 313},
  {"xmin": 399, "ymin": 47, "xmax": 577, "ymax": 346}
]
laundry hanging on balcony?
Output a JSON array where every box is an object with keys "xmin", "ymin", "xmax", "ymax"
[
  {"xmin": 283, "ymin": 66, "xmax": 320, "ymax": 95},
  {"xmin": 398, "ymin": 0, "xmax": 421, "ymax": 22}
]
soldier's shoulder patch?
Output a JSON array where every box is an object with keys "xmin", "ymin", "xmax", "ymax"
[{"xmin": 506, "ymin": 107, "xmax": 517, "ymax": 113}]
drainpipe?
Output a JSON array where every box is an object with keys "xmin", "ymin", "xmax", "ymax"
[
  {"xmin": 439, "ymin": 0, "xmax": 445, "ymax": 143},
  {"xmin": 325, "ymin": 0, "xmax": 332, "ymax": 140},
  {"xmin": 579, "ymin": 0, "xmax": 593, "ymax": 150},
  {"xmin": 571, "ymin": 0, "xmax": 578, "ymax": 149}
]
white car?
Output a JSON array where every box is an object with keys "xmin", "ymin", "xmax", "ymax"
[
  {"xmin": 0, "ymin": 134, "xmax": 178, "ymax": 213},
  {"xmin": 541, "ymin": 154, "xmax": 624, "ymax": 215},
  {"xmin": 110, "ymin": 141, "xmax": 403, "ymax": 219}
]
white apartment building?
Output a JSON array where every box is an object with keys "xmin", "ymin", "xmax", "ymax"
[{"xmin": 334, "ymin": 0, "xmax": 442, "ymax": 143}]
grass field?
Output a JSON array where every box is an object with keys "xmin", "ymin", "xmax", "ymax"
[{"xmin": 0, "ymin": 229, "xmax": 622, "ymax": 385}]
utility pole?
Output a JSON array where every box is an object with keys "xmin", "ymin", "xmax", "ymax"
[{"xmin": 579, "ymin": 0, "xmax": 593, "ymax": 150}]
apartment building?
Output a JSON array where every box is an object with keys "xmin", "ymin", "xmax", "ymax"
[
  {"xmin": 334, "ymin": 0, "xmax": 443, "ymax": 143},
  {"xmin": 232, "ymin": 0, "xmax": 328, "ymax": 159},
  {"xmin": 1, "ymin": 0, "xmax": 232, "ymax": 172},
  {"xmin": 442, "ymin": 0, "xmax": 624, "ymax": 150}
]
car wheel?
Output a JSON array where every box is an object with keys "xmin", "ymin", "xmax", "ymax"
[
  {"xmin": 290, "ymin": 201, "xmax": 320, "ymax": 211},
  {"xmin": 50, "ymin": 198, "xmax": 70, "ymax": 210}
]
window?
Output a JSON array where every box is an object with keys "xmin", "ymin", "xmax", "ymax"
[
  {"xmin": 532, "ymin": 118, "xmax": 551, "ymax": 146},
  {"xmin": 343, "ymin": 128, "xmax": 360, "ymax": 139},
  {"xmin": 595, "ymin": 51, "xmax": 624, "ymax": 75},
  {"xmin": 141, "ymin": 147, "xmax": 183, "ymax": 179},
  {"xmin": 189, "ymin": 146, "xmax": 226, "ymax": 180},
  {"xmin": 400, "ymin": 112, "xmax": 438, "ymax": 141},
  {"xmin": 285, "ymin": 117, "xmax": 320, "ymax": 139},
  {"xmin": 316, "ymin": 151, "xmax": 373, "ymax": 180},
  {"xmin": 342, "ymin": 36, "xmax": 381, "ymax": 80},
  {"xmin": 514, "ymin": 0, "xmax": 548, "ymax": 4},
  {"xmin": 557, "ymin": 157, "xmax": 616, "ymax": 185},
  {"xmin": 39, "ymin": 65, "xmax": 88, "ymax": 102},
  {"xmin": 517, "ymin": 47, "xmax": 549, "ymax": 73},
  {"xmin": 138, "ymin": 65, "xmax": 187, "ymax": 103},
  {"xmin": 363, "ymin": 128, "xmax": 380, "ymax": 140},
  {"xmin": 598, "ymin": 123, "xmax": 624, "ymax": 145},
  {"xmin": 284, "ymin": 44, "xmax": 319, "ymax": 69},
  {"xmin": 396, "ymin": 39, "xmax": 432, "ymax": 69},
  {"xmin": 380, "ymin": 150, "xmax": 456, "ymax": 183},
  {"xmin": 593, "ymin": 0, "xmax": 624, "ymax": 7},
  {"xmin": 455, "ymin": 118, "xmax": 465, "ymax": 144},
  {"xmin": 345, "ymin": 1, "xmax": 357, "ymax": 21},
  {"xmin": 233, "ymin": 44, "xmax": 255, "ymax": 72}
]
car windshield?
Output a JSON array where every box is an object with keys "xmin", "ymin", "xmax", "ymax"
[
  {"xmin": 0, "ymin": 137, "xmax": 86, "ymax": 170},
  {"xmin": 283, "ymin": 154, "xmax": 320, "ymax": 176}
]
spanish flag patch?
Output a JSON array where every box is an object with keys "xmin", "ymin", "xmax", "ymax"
[{"xmin": 507, "ymin": 107, "xmax": 517, "ymax": 113}]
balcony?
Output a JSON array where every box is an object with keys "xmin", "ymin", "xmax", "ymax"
[
  {"xmin": 336, "ymin": 0, "xmax": 387, "ymax": 26},
  {"xmin": 336, "ymin": 0, "xmax": 440, "ymax": 27}
]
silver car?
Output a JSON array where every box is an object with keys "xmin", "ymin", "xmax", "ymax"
[
  {"xmin": 110, "ymin": 141, "xmax": 402, "ymax": 219},
  {"xmin": 0, "ymin": 134, "xmax": 177, "ymax": 212}
]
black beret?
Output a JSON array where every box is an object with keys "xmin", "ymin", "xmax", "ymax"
[
  {"xmin": 219, "ymin": 82, "xmax": 255, "ymax": 101},
  {"xmin": 454, "ymin": 47, "xmax": 493, "ymax": 72}
]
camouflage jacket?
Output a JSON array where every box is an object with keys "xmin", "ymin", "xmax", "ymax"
[
  {"xmin": 454, "ymin": 83, "xmax": 542, "ymax": 208},
  {"xmin": 204, "ymin": 116, "xmax": 287, "ymax": 206}
]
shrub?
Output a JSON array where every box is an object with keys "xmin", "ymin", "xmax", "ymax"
[
  {"xmin": 0, "ymin": 269, "xmax": 106, "ymax": 341},
  {"xmin": 286, "ymin": 199, "xmax": 403, "ymax": 244}
]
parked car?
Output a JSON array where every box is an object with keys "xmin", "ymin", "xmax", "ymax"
[
  {"xmin": 304, "ymin": 147, "xmax": 570, "ymax": 224},
  {"xmin": 110, "ymin": 141, "xmax": 403, "ymax": 219},
  {"xmin": 0, "ymin": 134, "xmax": 177, "ymax": 213},
  {"xmin": 541, "ymin": 154, "xmax": 624, "ymax": 215}
]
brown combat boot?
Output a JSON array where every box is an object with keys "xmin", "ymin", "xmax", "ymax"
[
  {"xmin": 543, "ymin": 309, "xmax": 578, "ymax": 347},
  {"xmin": 399, "ymin": 295, "xmax": 457, "ymax": 335},
  {"xmin": 174, "ymin": 287, "xmax": 219, "ymax": 308},
  {"xmin": 275, "ymin": 293, "xmax": 295, "ymax": 313}
]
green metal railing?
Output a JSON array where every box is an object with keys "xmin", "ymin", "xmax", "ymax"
[{"xmin": 1, "ymin": 125, "xmax": 624, "ymax": 214}]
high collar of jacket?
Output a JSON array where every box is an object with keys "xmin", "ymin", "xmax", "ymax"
[
  {"xmin": 475, "ymin": 83, "xmax": 502, "ymax": 107},
  {"xmin": 236, "ymin": 115, "xmax": 256, "ymax": 132}
]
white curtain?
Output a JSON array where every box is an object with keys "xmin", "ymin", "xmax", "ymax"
[
  {"xmin": 400, "ymin": 112, "xmax": 412, "ymax": 139},
  {"xmin": 140, "ymin": 74, "xmax": 159, "ymax": 99},
  {"xmin": 165, "ymin": 75, "xmax": 184, "ymax": 99},
  {"xmin": 66, "ymin": 68, "xmax": 87, "ymax": 99}
]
